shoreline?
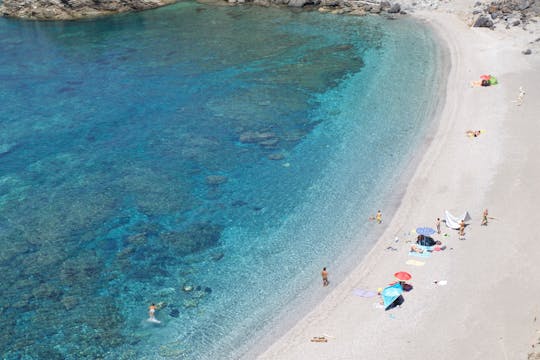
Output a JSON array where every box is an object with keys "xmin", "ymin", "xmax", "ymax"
[
  {"xmin": 234, "ymin": 17, "xmax": 450, "ymax": 360},
  {"xmin": 257, "ymin": 7, "xmax": 540, "ymax": 360}
]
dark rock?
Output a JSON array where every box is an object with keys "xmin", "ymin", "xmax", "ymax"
[
  {"xmin": 169, "ymin": 308, "xmax": 180, "ymax": 318},
  {"xmin": 474, "ymin": 1, "xmax": 481, "ymax": 6},
  {"xmin": 204, "ymin": 287, "xmax": 212, "ymax": 294},
  {"xmin": 380, "ymin": 0, "xmax": 391, "ymax": 9},
  {"xmin": 473, "ymin": 9, "xmax": 482, "ymax": 14},
  {"xmin": 522, "ymin": 48, "xmax": 532, "ymax": 55},
  {"xmin": 491, "ymin": 12, "xmax": 499, "ymax": 19},
  {"xmin": 473, "ymin": 16, "xmax": 494, "ymax": 27},
  {"xmin": 513, "ymin": 19, "xmax": 521, "ymax": 26},
  {"xmin": 387, "ymin": 3, "xmax": 400, "ymax": 13}
]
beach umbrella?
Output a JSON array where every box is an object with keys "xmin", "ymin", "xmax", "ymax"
[
  {"xmin": 394, "ymin": 271, "xmax": 412, "ymax": 281},
  {"xmin": 416, "ymin": 227, "xmax": 436, "ymax": 236},
  {"xmin": 480, "ymin": 74, "xmax": 491, "ymax": 80},
  {"xmin": 381, "ymin": 283, "xmax": 403, "ymax": 309}
]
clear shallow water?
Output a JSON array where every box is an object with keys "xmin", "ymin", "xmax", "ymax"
[{"xmin": 0, "ymin": 4, "xmax": 442, "ymax": 359}]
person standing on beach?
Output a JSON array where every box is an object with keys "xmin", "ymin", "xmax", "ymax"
[
  {"xmin": 436, "ymin": 218, "xmax": 441, "ymax": 234},
  {"xmin": 321, "ymin": 267, "xmax": 329, "ymax": 287},
  {"xmin": 481, "ymin": 209, "xmax": 489, "ymax": 226},
  {"xmin": 459, "ymin": 219, "xmax": 465, "ymax": 236},
  {"xmin": 376, "ymin": 210, "xmax": 382, "ymax": 224}
]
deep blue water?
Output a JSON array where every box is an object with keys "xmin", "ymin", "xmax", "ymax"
[{"xmin": 0, "ymin": 3, "xmax": 442, "ymax": 359}]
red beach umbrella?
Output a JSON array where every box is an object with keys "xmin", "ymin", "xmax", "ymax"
[
  {"xmin": 394, "ymin": 271, "xmax": 412, "ymax": 281},
  {"xmin": 480, "ymin": 74, "xmax": 491, "ymax": 80}
]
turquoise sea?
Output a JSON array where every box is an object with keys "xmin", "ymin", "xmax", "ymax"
[{"xmin": 0, "ymin": 3, "xmax": 443, "ymax": 359}]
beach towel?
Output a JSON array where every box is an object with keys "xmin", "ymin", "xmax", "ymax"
[
  {"xmin": 444, "ymin": 210, "xmax": 471, "ymax": 229},
  {"xmin": 381, "ymin": 283, "xmax": 403, "ymax": 309},
  {"xmin": 406, "ymin": 259, "xmax": 425, "ymax": 266},
  {"xmin": 409, "ymin": 245, "xmax": 432, "ymax": 258},
  {"xmin": 353, "ymin": 289, "xmax": 378, "ymax": 298}
]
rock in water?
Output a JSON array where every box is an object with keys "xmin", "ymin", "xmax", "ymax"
[
  {"xmin": 169, "ymin": 308, "xmax": 180, "ymax": 318},
  {"xmin": 0, "ymin": 0, "xmax": 178, "ymax": 20}
]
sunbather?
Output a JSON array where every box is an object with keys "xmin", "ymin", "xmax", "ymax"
[{"xmin": 466, "ymin": 130, "xmax": 482, "ymax": 137}]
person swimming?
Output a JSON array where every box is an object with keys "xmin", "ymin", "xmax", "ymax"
[{"xmin": 148, "ymin": 303, "xmax": 160, "ymax": 323}]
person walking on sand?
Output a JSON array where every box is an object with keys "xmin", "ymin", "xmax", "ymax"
[
  {"xmin": 459, "ymin": 219, "xmax": 465, "ymax": 236},
  {"xmin": 481, "ymin": 209, "xmax": 489, "ymax": 226},
  {"xmin": 321, "ymin": 267, "xmax": 329, "ymax": 287},
  {"xmin": 436, "ymin": 218, "xmax": 441, "ymax": 234},
  {"xmin": 376, "ymin": 210, "xmax": 382, "ymax": 224}
]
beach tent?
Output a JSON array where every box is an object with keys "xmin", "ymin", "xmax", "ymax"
[
  {"xmin": 444, "ymin": 210, "xmax": 471, "ymax": 229},
  {"xmin": 381, "ymin": 283, "xmax": 403, "ymax": 310}
]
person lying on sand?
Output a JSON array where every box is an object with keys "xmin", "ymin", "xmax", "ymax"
[
  {"xmin": 410, "ymin": 245, "xmax": 424, "ymax": 253},
  {"xmin": 466, "ymin": 130, "xmax": 482, "ymax": 138}
]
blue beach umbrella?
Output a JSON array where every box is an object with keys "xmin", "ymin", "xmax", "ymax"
[
  {"xmin": 416, "ymin": 227, "xmax": 436, "ymax": 236},
  {"xmin": 381, "ymin": 283, "xmax": 403, "ymax": 309}
]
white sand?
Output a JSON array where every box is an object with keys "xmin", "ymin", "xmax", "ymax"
[{"xmin": 257, "ymin": 7, "xmax": 540, "ymax": 360}]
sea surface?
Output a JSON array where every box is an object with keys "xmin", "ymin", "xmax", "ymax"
[{"xmin": 0, "ymin": 4, "xmax": 443, "ymax": 359}]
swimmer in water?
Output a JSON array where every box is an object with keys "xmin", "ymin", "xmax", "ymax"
[{"xmin": 148, "ymin": 303, "xmax": 160, "ymax": 323}]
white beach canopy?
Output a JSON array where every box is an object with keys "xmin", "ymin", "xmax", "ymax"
[{"xmin": 444, "ymin": 210, "xmax": 471, "ymax": 229}]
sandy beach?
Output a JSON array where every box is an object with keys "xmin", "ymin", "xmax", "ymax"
[{"xmin": 257, "ymin": 6, "xmax": 540, "ymax": 360}]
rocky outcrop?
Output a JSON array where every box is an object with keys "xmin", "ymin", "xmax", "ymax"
[
  {"xmin": 0, "ymin": 0, "xmax": 178, "ymax": 20},
  {"xmin": 472, "ymin": 0, "xmax": 540, "ymax": 30}
]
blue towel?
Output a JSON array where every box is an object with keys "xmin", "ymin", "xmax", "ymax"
[{"xmin": 409, "ymin": 245, "xmax": 432, "ymax": 258}]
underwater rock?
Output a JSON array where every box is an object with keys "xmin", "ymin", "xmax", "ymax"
[
  {"xmin": 169, "ymin": 308, "xmax": 180, "ymax": 318},
  {"xmin": 204, "ymin": 287, "xmax": 212, "ymax": 294},
  {"xmin": 158, "ymin": 341, "xmax": 185, "ymax": 358},
  {"xmin": 125, "ymin": 233, "xmax": 147, "ymax": 246},
  {"xmin": 159, "ymin": 223, "xmax": 224, "ymax": 255},
  {"xmin": 231, "ymin": 200, "xmax": 247, "ymax": 207},
  {"xmin": 259, "ymin": 138, "xmax": 280, "ymax": 147},
  {"xmin": 32, "ymin": 283, "xmax": 62, "ymax": 300},
  {"xmin": 61, "ymin": 295, "xmax": 79, "ymax": 310},
  {"xmin": 211, "ymin": 252, "xmax": 224, "ymax": 261},
  {"xmin": 239, "ymin": 131, "xmax": 276, "ymax": 144},
  {"xmin": 155, "ymin": 301, "xmax": 167, "ymax": 310},
  {"xmin": 268, "ymin": 153, "xmax": 285, "ymax": 160},
  {"xmin": 206, "ymin": 175, "xmax": 228, "ymax": 185},
  {"xmin": 183, "ymin": 298, "xmax": 199, "ymax": 308},
  {"xmin": 157, "ymin": 287, "xmax": 176, "ymax": 297}
]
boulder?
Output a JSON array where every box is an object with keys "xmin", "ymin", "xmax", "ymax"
[
  {"xmin": 522, "ymin": 48, "xmax": 532, "ymax": 55},
  {"xmin": 473, "ymin": 16, "xmax": 494, "ymax": 27},
  {"xmin": 387, "ymin": 3, "xmax": 401, "ymax": 13},
  {"xmin": 517, "ymin": 0, "xmax": 530, "ymax": 11},
  {"xmin": 288, "ymin": 0, "xmax": 308, "ymax": 7}
]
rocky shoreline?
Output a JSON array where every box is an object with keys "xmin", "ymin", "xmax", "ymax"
[
  {"xmin": 0, "ymin": 0, "xmax": 178, "ymax": 20},
  {"xmin": 1, "ymin": 0, "xmax": 539, "ymax": 39}
]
